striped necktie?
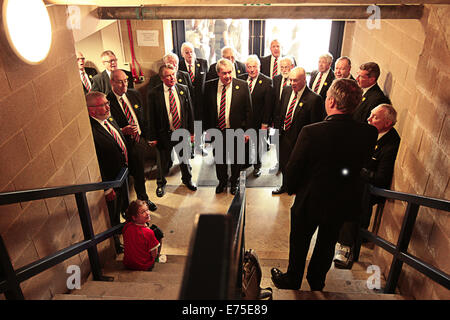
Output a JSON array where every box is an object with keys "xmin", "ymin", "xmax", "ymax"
[
  {"xmin": 169, "ymin": 88, "xmax": 181, "ymax": 130},
  {"xmin": 218, "ymin": 85, "xmax": 227, "ymax": 130},
  {"xmin": 81, "ymin": 71, "xmax": 91, "ymax": 92},
  {"xmin": 313, "ymin": 72, "xmax": 323, "ymax": 94},
  {"xmin": 120, "ymin": 97, "xmax": 139, "ymax": 142},
  {"xmin": 248, "ymin": 77, "xmax": 254, "ymax": 93},
  {"xmin": 272, "ymin": 57, "xmax": 278, "ymax": 78},
  {"xmin": 188, "ymin": 64, "xmax": 194, "ymax": 83},
  {"xmin": 104, "ymin": 120, "xmax": 128, "ymax": 164},
  {"xmin": 284, "ymin": 94, "xmax": 298, "ymax": 131},
  {"xmin": 282, "ymin": 77, "xmax": 288, "ymax": 88}
]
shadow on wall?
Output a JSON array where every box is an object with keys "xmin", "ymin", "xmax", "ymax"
[{"xmin": 383, "ymin": 71, "xmax": 393, "ymax": 98}]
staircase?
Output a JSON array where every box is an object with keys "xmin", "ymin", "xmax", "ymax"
[{"xmin": 53, "ymin": 245, "xmax": 411, "ymax": 300}]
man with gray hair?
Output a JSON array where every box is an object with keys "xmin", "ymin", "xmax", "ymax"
[
  {"xmin": 239, "ymin": 54, "xmax": 274, "ymax": 177},
  {"xmin": 206, "ymin": 46, "xmax": 247, "ymax": 81},
  {"xmin": 334, "ymin": 103, "xmax": 401, "ymax": 269},
  {"xmin": 308, "ymin": 53, "xmax": 335, "ymax": 101},
  {"xmin": 270, "ymin": 78, "xmax": 378, "ymax": 291}
]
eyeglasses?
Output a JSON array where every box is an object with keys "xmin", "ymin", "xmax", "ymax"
[{"xmin": 103, "ymin": 59, "xmax": 117, "ymax": 64}]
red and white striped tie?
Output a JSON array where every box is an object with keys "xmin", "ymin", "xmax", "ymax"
[
  {"xmin": 104, "ymin": 120, "xmax": 128, "ymax": 164},
  {"xmin": 314, "ymin": 72, "xmax": 323, "ymax": 94},
  {"xmin": 120, "ymin": 97, "xmax": 139, "ymax": 142},
  {"xmin": 272, "ymin": 57, "xmax": 278, "ymax": 78},
  {"xmin": 188, "ymin": 64, "xmax": 194, "ymax": 83},
  {"xmin": 81, "ymin": 71, "xmax": 91, "ymax": 92}
]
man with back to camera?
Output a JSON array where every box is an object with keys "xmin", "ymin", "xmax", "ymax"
[
  {"xmin": 270, "ymin": 78, "xmax": 378, "ymax": 291},
  {"xmin": 334, "ymin": 103, "xmax": 401, "ymax": 269}
]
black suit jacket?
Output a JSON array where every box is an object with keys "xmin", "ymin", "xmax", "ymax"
[
  {"xmin": 178, "ymin": 58, "xmax": 208, "ymax": 121},
  {"xmin": 361, "ymin": 127, "xmax": 401, "ymax": 189},
  {"xmin": 203, "ymin": 78, "xmax": 253, "ymax": 131},
  {"xmin": 206, "ymin": 61, "xmax": 247, "ymax": 81},
  {"xmin": 91, "ymin": 70, "xmax": 134, "ymax": 95},
  {"xmin": 238, "ymin": 73, "xmax": 274, "ymax": 128},
  {"xmin": 353, "ymin": 83, "xmax": 391, "ymax": 123},
  {"xmin": 106, "ymin": 89, "xmax": 149, "ymax": 144},
  {"xmin": 275, "ymin": 86, "xmax": 325, "ymax": 168},
  {"xmin": 147, "ymin": 83, "xmax": 194, "ymax": 150},
  {"xmin": 269, "ymin": 74, "xmax": 290, "ymax": 125},
  {"xmin": 308, "ymin": 69, "xmax": 336, "ymax": 101},
  {"xmin": 89, "ymin": 116, "xmax": 127, "ymax": 182},
  {"xmin": 286, "ymin": 114, "xmax": 378, "ymax": 223}
]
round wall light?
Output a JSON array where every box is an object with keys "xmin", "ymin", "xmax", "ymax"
[{"xmin": 2, "ymin": 0, "xmax": 52, "ymax": 65}]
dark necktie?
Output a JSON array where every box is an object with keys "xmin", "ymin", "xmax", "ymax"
[
  {"xmin": 104, "ymin": 120, "xmax": 128, "ymax": 164},
  {"xmin": 218, "ymin": 85, "xmax": 227, "ymax": 130},
  {"xmin": 120, "ymin": 97, "xmax": 139, "ymax": 142},
  {"xmin": 314, "ymin": 72, "xmax": 323, "ymax": 94},
  {"xmin": 188, "ymin": 64, "xmax": 194, "ymax": 83},
  {"xmin": 81, "ymin": 71, "xmax": 91, "ymax": 92},
  {"xmin": 169, "ymin": 88, "xmax": 181, "ymax": 130},
  {"xmin": 284, "ymin": 94, "xmax": 298, "ymax": 131},
  {"xmin": 248, "ymin": 77, "xmax": 254, "ymax": 93},
  {"xmin": 272, "ymin": 57, "xmax": 278, "ymax": 78}
]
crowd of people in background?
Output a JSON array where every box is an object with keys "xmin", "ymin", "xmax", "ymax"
[{"xmin": 79, "ymin": 38, "xmax": 401, "ymax": 289}]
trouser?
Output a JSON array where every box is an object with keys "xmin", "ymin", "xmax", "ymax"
[
  {"xmin": 213, "ymin": 129, "xmax": 244, "ymax": 185},
  {"xmin": 287, "ymin": 208, "xmax": 344, "ymax": 291},
  {"xmin": 128, "ymin": 137, "xmax": 150, "ymax": 201},
  {"xmin": 106, "ymin": 185, "xmax": 127, "ymax": 251},
  {"xmin": 156, "ymin": 140, "xmax": 192, "ymax": 187}
]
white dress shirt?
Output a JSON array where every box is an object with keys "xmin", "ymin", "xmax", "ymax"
[
  {"xmin": 163, "ymin": 84, "xmax": 182, "ymax": 131},
  {"xmin": 284, "ymin": 85, "xmax": 306, "ymax": 130},
  {"xmin": 217, "ymin": 81, "xmax": 232, "ymax": 129},
  {"xmin": 311, "ymin": 68, "xmax": 330, "ymax": 94}
]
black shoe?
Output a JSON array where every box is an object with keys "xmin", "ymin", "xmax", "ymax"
[
  {"xmin": 146, "ymin": 200, "xmax": 157, "ymax": 212},
  {"xmin": 115, "ymin": 244, "xmax": 124, "ymax": 254},
  {"xmin": 215, "ymin": 182, "xmax": 227, "ymax": 194},
  {"xmin": 253, "ymin": 167, "xmax": 262, "ymax": 177},
  {"xmin": 156, "ymin": 185, "xmax": 165, "ymax": 197},
  {"xmin": 272, "ymin": 186, "xmax": 286, "ymax": 195},
  {"xmin": 230, "ymin": 184, "xmax": 239, "ymax": 195},
  {"xmin": 184, "ymin": 180, "xmax": 197, "ymax": 191},
  {"xmin": 270, "ymin": 268, "xmax": 300, "ymax": 290}
]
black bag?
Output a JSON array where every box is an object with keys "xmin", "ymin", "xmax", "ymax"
[{"xmin": 242, "ymin": 249, "xmax": 272, "ymax": 300}]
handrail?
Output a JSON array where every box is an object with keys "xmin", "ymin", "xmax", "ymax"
[
  {"xmin": 179, "ymin": 172, "xmax": 246, "ymax": 299},
  {"xmin": 0, "ymin": 168, "xmax": 129, "ymax": 300},
  {"xmin": 355, "ymin": 184, "xmax": 450, "ymax": 294}
]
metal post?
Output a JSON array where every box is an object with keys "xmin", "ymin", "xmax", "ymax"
[
  {"xmin": 384, "ymin": 202, "xmax": 420, "ymax": 293},
  {"xmin": 75, "ymin": 192, "xmax": 112, "ymax": 281},
  {"xmin": 0, "ymin": 236, "xmax": 24, "ymax": 299}
]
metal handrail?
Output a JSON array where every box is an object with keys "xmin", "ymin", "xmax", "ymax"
[
  {"xmin": 355, "ymin": 184, "xmax": 450, "ymax": 294},
  {"xmin": 0, "ymin": 168, "xmax": 129, "ymax": 300},
  {"xmin": 179, "ymin": 172, "xmax": 246, "ymax": 299}
]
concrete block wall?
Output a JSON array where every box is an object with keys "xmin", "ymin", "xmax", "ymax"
[
  {"xmin": 342, "ymin": 5, "xmax": 449, "ymax": 299},
  {"xmin": 0, "ymin": 5, "xmax": 114, "ymax": 299}
]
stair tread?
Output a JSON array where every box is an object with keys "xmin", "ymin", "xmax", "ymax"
[
  {"xmin": 72, "ymin": 280, "xmax": 181, "ymax": 300},
  {"xmin": 272, "ymin": 290, "xmax": 412, "ymax": 300}
]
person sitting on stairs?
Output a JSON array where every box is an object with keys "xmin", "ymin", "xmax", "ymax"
[{"xmin": 122, "ymin": 200, "xmax": 165, "ymax": 271}]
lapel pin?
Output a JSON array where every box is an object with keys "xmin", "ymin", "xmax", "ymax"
[
  {"xmin": 134, "ymin": 104, "xmax": 139, "ymax": 109},
  {"xmin": 362, "ymin": 97, "xmax": 366, "ymax": 101},
  {"xmin": 235, "ymin": 85, "xmax": 240, "ymax": 90},
  {"xmin": 299, "ymin": 102, "xmax": 303, "ymax": 107},
  {"xmin": 180, "ymin": 91, "xmax": 184, "ymax": 95}
]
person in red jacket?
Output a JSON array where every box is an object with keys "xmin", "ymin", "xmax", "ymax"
[{"xmin": 122, "ymin": 200, "xmax": 164, "ymax": 271}]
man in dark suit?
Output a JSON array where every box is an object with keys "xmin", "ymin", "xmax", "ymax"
[
  {"xmin": 77, "ymin": 51, "xmax": 97, "ymax": 94},
  {"xmin": 204, "ymin": 58, "xmax": 253, "ymax": 195},
  {"xmin": 270, "ymin": 79, "xmax": 378, "ymax": 291},
  {"xmin": 239, "ymin": 55, "xmax": 274, "ymax": 177},
  {"xmin": 206, "ymin": 46, "xmax": 247, "ymax": 81},
  {"xmin": 270, "ymin": 56, "xmax": 295, "ymax": 126},
  {"xmin": 86, "ymin": 91, "xmax": 129, "ymax": 253},
  {"xmin": 179, "ymin": 42, "xmax": 209, "ymax": 156},
  {"xmin": 334, "ymin": 103, "xmax": 401, "ymax": 269},
  {"xmin": 91, "ymin": 50, "xmax": 134, "ymax": 95},
  {"xmin": 353, "ymin": 62, "xmax": 391, "ymax": 123},
  {"xmin": 107, "ymin": 69, "xmax": 157, "ymax": 212},
  {"xmin": 260, "ymin": 39, "xmax": 282, "ymax": 78},
  {"xmin": 147, "ymin": 64, "xmax": 197, "ymax": 198},
  {"xmin": 309, "ymin": 53, "xmax": 335, "ymax": 101},
  {"xmin": 272, "ymin": 67, "xmax": 325, "ymax": 195},
  {"xmin": 148, "ymin": 53, "xmax": 194, "ymax": 96},
  {"xmin": 334, "ymin": 56, "xmax": 354, "ymax": 80}
]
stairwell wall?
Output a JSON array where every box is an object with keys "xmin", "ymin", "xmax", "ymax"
[
  {"xmin": 342, "ymin": 5, "xmax": 449, "ymax": 299},
  {"xmin": 0, "ymin": 5, "xmax": 114, "ymax": 299}
]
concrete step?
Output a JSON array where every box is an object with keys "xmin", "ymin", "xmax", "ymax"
[
  {"xmin": 271, "ymin": 290, "xmax": 412, "ymax": 300},
  {"xmin": 70, "ymin": 280, "xmax": 181, "ymax": 300},
  {"xmin": 103, "ymin": 254, "xmax": 186, "ymax": 276}
]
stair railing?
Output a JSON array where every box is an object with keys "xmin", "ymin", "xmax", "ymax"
[
  {"xmin": 0, "ymin": 168, "xmax": 129, "ymax": 300},
  {"xmin": 354, "ymin": 184, "xmax": 450, "ymax": 294},
  {"xmin": 179, "ymin": 171, "xmax": 246, "ymax": 299}
]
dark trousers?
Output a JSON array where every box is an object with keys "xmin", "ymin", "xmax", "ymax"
[
  {"xmin": 245, "ymin": 131, "xmax": 264, "ymax": 170},
  {"xmin": 128, "ymin": 137, "xmax": 150, "ymax": 201},
  {"xmin": 213, "ymin": 130, "xmax": 243, "ymax": 186},
  {"xmin": 287, "ymin": 208, "xmax": 344, "ymax": 291},
  {"xmin": 106, "ymin": 185, "xmax": 127, "ymax": 250},
  {"xmin": 156, "ymin": 140, "xmax": 192, "ymax": 187}
]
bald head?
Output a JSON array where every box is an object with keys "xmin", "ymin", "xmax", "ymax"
[
  {"xmin": 289, "ymin": 67, "xmax": 306, "ymax": 93},
  {"xmin": 110, "ymin": 69, "xmax": 129, "ymax": 96}
]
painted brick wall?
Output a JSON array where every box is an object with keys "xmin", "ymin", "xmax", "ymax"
[
  {"xmin": 342, "ymin": 5, "xmax": 449, "ymax": 299},
  {"xmin": 0, "ymin": 5, "xmax": 114, "ymax": 299}
]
